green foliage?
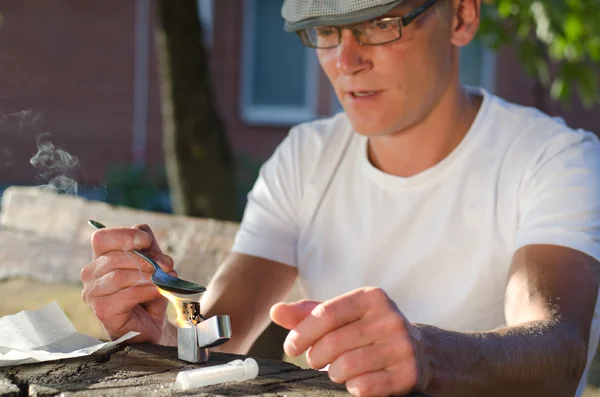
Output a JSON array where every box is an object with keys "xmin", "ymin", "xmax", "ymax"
[
  {"xmin": 105, "ymin": 165, "xmax": 171, "ymax": 213},
  {"xmin": 479, "ymin": 0, "xmax": 600, "ymax": 107}
]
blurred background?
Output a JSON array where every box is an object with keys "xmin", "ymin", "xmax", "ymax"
[
  {"xmin": 0, "ymin": 0, "xmax": 599, "ymax": 392},
  {"xmin": 0, "ymin": 0, "xmax": 597, "ymax": 219}
]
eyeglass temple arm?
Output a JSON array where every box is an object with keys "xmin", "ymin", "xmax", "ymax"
[{"xmin": 401, "ymin": 0, "xmax": 438, "ymax": 26}]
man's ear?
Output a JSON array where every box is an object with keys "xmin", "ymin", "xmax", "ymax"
[{"xmin": 450, "ymin": 0, "xmax": 481, "ymax": 47}]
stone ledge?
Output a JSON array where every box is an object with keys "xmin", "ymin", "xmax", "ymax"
[{"xmin": 0, "ymin": 186, "xmax": 303, "ymax": 303}]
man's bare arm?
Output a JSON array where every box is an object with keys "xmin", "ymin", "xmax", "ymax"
[
  {"xmin": 418, "ymin": 244, "xmax": 598, "ymax": 396},
  {"xmin": 162, "ymin": 253, "xmax": 298, "ymax": 354}
]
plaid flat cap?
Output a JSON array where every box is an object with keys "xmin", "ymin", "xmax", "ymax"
[{"xmin": 282, "ymin": 0, "xmax": 405, "ymax": 32}]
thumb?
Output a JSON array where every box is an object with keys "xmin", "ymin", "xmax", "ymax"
[
  {"xmin": 270, "ymin": 300, "xmax": 320, "ymax": 330},
  {"xmin": 132, "ymin": 224, "xmax": 163, "ymax": 253}
]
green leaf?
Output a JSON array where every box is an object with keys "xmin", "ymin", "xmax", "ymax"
[
  {"xmin": 587, "ymin": 37, "xmax": 600, "ymax": 61},
  {"xmin": 516, "ymin": 21, "xmax": 532, "ymax": 39},
  {"xmin": 548, "ymin": 37, "xmax": 568, "ymax": 61},
  {"xmin": 564, "ymin": 14, "xmax": 585, "ymax": 41},
  {"xmin": 576, "ymin": 67, "xmax": 600, "ymax": 108},
  {"xmin": 550, "ymin": 77, "xmax": 570, "ymax": 102},
  {"xmin": 480, "ymin": 1, "xmax": 600, "ymax": 105},
  {"xmin": 498, "ymin": 0, "xmax": 514, "ymax": 18}
]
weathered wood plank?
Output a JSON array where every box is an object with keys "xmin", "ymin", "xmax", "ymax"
[
  {"xmin": 0, "ymin": 375, "xmax": 20, "ymax": 397},
  {"xmin": 2, "ymin": 345, "xmax": 355, "ymax": 396}
]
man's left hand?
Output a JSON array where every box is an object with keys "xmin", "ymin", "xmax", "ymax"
[{"xmin": 270, "ymin": 287, "xmax": 429, "ymax": 397}]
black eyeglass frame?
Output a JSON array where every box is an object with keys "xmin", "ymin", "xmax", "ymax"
[{"xmin": 296, "ymin": 0, "xmax": 439, "ymax": 49}]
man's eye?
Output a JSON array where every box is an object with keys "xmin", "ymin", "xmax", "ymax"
[
  {"xmin": 316, "ymin": 28, "xmax": 335, "ymax": 36},
  {"xmin": 374, "ymin": 21, "xmax": 391, "ymax": 30}
]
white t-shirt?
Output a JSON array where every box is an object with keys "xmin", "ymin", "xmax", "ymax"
[{"xmin": 232, "ymin": 87, "xmax": 600, "ymax": 394}]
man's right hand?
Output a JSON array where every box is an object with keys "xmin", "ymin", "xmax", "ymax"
[{"xmin": 80, "ymin": 224, "xmax": 176, "ymax": 344}]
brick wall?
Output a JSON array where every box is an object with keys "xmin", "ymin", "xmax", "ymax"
[
  {"xmin": 495, "ymin": 47, "xmax": 599, "ymax": 134},
  {"xmin": 0, "ymin": 0, "xmax": 598, "ymax": 189},
  {"xmin": 0, "ymin": 0, "xmax": 164, "ymax": 187}
]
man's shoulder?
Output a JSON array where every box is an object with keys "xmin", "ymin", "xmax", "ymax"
[
  {"xmin": 487, "ymin": 91, "xmax": 596, "ymax": 140},
  {"xmin": 483, "ymin": 90, "xmax": 599, "ymax": 155},
  {"xmin": 480, "ymin": 90, "xmax": 600, "ymax": 180}
]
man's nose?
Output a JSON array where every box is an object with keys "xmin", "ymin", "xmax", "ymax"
[{"xmin": 335, "ymin": 30, "xmax": 370, "ymax": 76}]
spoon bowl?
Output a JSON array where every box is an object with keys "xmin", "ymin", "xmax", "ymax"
[{"xmin": 88, "ymin": 220, "xmax": 207, "ymax": 295}]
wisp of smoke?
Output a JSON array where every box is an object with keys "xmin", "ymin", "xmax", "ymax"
[
  {"xmin": 30, "ymin": 135, "xmax": 80, "ymax": 195},
  {"xmin": 0, "ymin": 109, "xmax": 81, "ymax": 196}
]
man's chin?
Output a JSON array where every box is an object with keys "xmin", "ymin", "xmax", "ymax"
[
  {"xmin": 345, "ymin": 114, "xmax": 406, "ymax": 138},
  {"xmin": 346, "ymin": 121, "xmax": 391, "ymax": 137},
  {"xmin": 344, "ymin": 114, "xmax": 389, "ymax": 136}
]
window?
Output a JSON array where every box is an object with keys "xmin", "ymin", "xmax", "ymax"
[
  {"xmin": 459, "ymin": 39, "xmax": 496, "ymax": 92},
  {"xmin": 197, "ymin": 0, "xmax": 214, "ymax": 47},
  {"xmin": 240, "ymin": 0, "xmax": 320, "ymax": 126}
]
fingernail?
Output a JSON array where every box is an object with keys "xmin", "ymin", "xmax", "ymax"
[
  {"xmin": 133, "ymin": 233, "xmax": 146, "ymax": 249},
  {"xmin": 284, "ymin": 333, "xmax": 299, "ymax": 356},
  {"xmin": 284, "ymin": 340, "xmax": 297, "ymax": 356}
]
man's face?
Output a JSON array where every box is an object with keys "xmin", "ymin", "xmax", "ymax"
[{"xmin": 316, "ymin": 0, "xmax": 455, "ymax": 137}]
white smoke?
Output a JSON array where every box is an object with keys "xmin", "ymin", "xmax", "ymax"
[
  {"xmin": 0, "ymin": 110, "xmax": 81, "ymax": 196},
  {"xmin": 30, "ymin": 135, "xmax": 80, "ymax": 195}
]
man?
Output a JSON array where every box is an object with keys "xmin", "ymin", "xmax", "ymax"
[{"xmin": 80, "ymin": 0, "xmax": 600, "ymax": 396}]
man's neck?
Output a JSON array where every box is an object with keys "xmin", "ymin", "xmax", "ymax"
[{"xmin": 367, "ymin": 82, "xmax": 482, "ymax": 177}]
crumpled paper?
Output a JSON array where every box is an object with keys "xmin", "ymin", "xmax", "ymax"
[{"xmin": 0, "ymin": 301, "xmax": 138, "ymax": 367}]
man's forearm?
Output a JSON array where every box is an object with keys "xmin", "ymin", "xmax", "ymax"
[{"xmin": 417, "ymin": 321, "xmax": 588, "ymax": 397}]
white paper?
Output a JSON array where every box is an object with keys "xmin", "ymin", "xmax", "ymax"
[{"xmin": 0, "ymin": 301, "xmax": 139, "ymax": 367}]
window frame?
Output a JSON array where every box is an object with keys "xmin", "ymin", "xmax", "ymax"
[{"xmin": 239, "ymin": 0, "xmax": 321, "ymax": 127}]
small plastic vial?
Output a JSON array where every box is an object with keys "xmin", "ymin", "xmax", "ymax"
[{"xmin": 176, "ymin": 358, "xmax": 259, "ymax": 390}]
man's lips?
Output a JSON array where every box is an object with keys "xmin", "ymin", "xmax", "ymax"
[{"xmin": 346, "ymin": 90, "xmax": 383, "ymax": 98}]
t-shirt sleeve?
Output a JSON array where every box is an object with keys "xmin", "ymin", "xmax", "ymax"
[
  {"xmin": 515, "ymin": 130, "xmax": 600, "ymax": 262},
  {"xmin": 230, "ymin": 128, "xmax": 304, "ymax": 267}
]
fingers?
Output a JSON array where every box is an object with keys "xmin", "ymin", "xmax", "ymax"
[
  {"xmin": 345, "ymin": 366, "xmax": 416, "ymax": 397},
  {"xmin": 284, "ymin": 288, "xmax": 383, "ymax": 357},
  {"xmin": 328, "ymin": 345, "xmax": 388, "ymax": 384},
  {"xmin": 132, "ymin": 224, "xmax": 164, "ymax": 254},
  {"xmin": 81, "ymin": 251, "xmax": 174, "ymax": 283},
  {"xmin": 82, "ymin": 283, "xmax": 162, "ymax": 326},
  {"xmin": 85, "ymin": 268, "xmax": 154, "ymax": 298},
  {"xmin": 275, "ymin": 288, "xmax": 419, "ymax": 397},
  {"xmin": 105, "ymin": 251, "xmax": 172, "ymax": 278},
  {"xmin": 327, "ymin": 340, "xmax": 417, "ymax": 386},
  {"xmin": 85, "ymin": 266, "xmax": 178, "ymax": 299},
  {"xmin": 91, "ymin": 227, "xmax": 152, "ymax": 258},
  {"xmin": 270, "ymin": 300, "xmax": 320, "ymax": 330},
  {"xmin": 82, "ymin": 224, "xmax": 172, "ymax": 346},
  {"xmin": 305, "ymin": 318, "xmax": 377, "ymax": 370}
]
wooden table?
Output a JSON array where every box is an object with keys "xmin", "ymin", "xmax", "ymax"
[{"xmin": 0, "ymin": 343, "xmax": 431, "ymax": 396}]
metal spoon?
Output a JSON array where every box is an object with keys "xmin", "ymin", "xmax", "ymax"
[{"xmin": 88, "ymin": 220, "xmax": 207, "ymax": 295}]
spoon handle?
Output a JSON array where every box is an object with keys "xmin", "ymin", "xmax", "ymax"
[{"xmin": 88, "ymin": 220, "xmax": 160, "ymax": 271}]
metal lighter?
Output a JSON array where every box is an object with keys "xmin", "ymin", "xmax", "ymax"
[{"xmin": 177, "ymin": 301, "xmax": 232, "ymax": 363}]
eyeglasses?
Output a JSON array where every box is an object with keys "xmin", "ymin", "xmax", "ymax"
[{"xmin": 297, "ymin": 0, "xmax": 438, "ymax": 49}]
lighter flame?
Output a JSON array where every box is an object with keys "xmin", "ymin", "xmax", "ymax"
[{"xmin": 158, "ymin": 287, "xmax": 193, "ymax": 328}]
